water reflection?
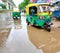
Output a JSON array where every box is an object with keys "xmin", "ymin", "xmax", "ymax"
[{"xmin": 13, "ymin": 19, "xmax": 21, "ymax": 29}]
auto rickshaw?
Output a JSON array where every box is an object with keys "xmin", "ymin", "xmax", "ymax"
[
  {"xmin": 12, "ymin": 7, "xmax": 21, "ymax": 19},
  {"xmin": 26, "ymin": 3, "xmax": 52, "ymax": 32}
]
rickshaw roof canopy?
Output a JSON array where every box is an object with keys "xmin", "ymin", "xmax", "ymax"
[
  {"xmin": 26, "ymin": 3, "xmax": 50, "ymax": 8},
  {"xmin": 13, "ymin": 7, "xmax": 20, "ymax": 12}
]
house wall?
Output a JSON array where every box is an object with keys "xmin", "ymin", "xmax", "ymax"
[{"xmin": 1, "ymin": 0, "xmax": 15, "ymax": 10}]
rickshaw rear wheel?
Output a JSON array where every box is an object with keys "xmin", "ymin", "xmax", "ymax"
[
  {"xmin": 44, "ymin": 24, "xmax": 51, "ymax": 32},
  {"xmin": 47, "ymin": 26, "xmax": 51, "ymax": 32}
]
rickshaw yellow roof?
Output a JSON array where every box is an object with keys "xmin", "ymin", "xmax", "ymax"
[
  {"xmin": 26, "ymin": 3, "xmax": 39, "ymax": 8},
  {"xmin": 13, "ymin": 7, "xmax": 20, "ymax": 12},
  {"xmin": 26, "ymin": 3, "xmax": 50, "ymax": 8}
]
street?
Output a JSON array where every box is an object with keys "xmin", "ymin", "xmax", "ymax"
[
  {"xmin": 0, "ymin": 13, "xmax": 60, "ymax": 53},
  {"xmin": 0, "ymin": 0, "xmax": 60, "ymax": 53}
]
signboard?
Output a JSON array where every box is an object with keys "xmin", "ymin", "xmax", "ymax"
[
  {"xmin": 30, "ymin": 0, "xmax": 34, "ymax": 3},
  {"xmin": 34, "ymin": 0, "xmax": 46, "ymax": 3},
  {"xmin": 46, "ymin": 0, "xmax": 50, "ymax": 3},
  {"xmin": 30, "ymin": 0, "xmax": 47, "ymax": 3}
]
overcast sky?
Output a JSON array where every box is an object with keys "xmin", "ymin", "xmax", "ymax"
[{"xmin": 13, "ymin": 0, "xmax": 24, "ymax": 7}]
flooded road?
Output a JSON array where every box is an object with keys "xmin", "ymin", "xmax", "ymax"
[
  {"xmin": 0, "ymin": 15, "xmax": 43, "ymax": 53},
  {"xmin": 28, "ymin": 20, "xmax": 60, "ymax": 53},
  {"xmin": 0, "ymin": 13, "xmax": 60, "ymax": 53},
  {"xmin": 0, "ymin": 28, "xmax": 11, "ymax": 47},
  {"xmin": 14, "ymin": 19, "xmax": 21, "ymax": 29}
]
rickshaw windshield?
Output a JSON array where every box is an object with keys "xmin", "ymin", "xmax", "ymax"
[{"xmin": 39, "ymin": 6, "xmax": 51, "ymax": 12}]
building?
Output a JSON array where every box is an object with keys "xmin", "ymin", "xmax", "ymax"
[
  {"xmin": 2, "ymin": 0, "xmax": 15, "ymax": 10},
  {"xmin": 0, "ymin": 0, "xmax": 15, "ymax": 28}
]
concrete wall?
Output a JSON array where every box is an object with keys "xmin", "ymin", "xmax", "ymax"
[
  {"xmin": 0, "ymin": 11, "xmax": 14, "ymax": 28},
  {"xmin": 3, "ymin": 2, "xmax": 13, "ymax": 10},
  {"xmin": 0, "ymin": 12, "xmax": 11, "ymax": 21},
  {"xmin": 2, "ymin": 0, "xmax": 15, "ymax": 10}
]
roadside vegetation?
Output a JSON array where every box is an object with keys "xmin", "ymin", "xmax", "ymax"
[
  {"xmin": 19, "ymin": 0, "xmax": 30, "ymax": 10},
  {"xmin": 0, "ymin": 3, "xmax": 6, "ymax": 9},
  {"xmin": 2, "ymin": 4, "xmax": 6, "ymax": 9}
]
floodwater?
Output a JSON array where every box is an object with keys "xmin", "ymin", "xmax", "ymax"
[
  {"xmin": 0, "ymin": 13, "xmax": 60, "ymax": 53},
  {"xmin": 28, "ymin": 20, "xmax": 60, "ymax": 53},
  {"xmin": 0, "ymin": 15, "xmax": 43, "ymax": 53},
  {"xmin": 14, "ymin": 19, "xmax": 21, "ymax": 29},
  {"xmin": 0, "ymin": 28, "xmax": 11, "ymax": 47}
]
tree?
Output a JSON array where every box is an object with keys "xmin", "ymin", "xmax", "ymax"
[
  {"xmin": 19, "ymin": 0, "xmax": 30, "ymax": 9},
  {"xmin": 2, "ymin": 4, "xmax": 6, "ymax": 9}
]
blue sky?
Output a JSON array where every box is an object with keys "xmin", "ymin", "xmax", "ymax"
[{"xmin": 13, "ymin": 0, "xmax": 24, "ymax": 7}]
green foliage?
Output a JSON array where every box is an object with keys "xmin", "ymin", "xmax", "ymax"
[
  {"xmin": 19, "ymin": 0, "xmax": 30, "ymax": 9},
  {"xmin": 2, "ymin": 4, "xmax": 6, "ymax": 9}
]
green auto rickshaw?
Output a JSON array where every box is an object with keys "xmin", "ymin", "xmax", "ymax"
[
  {"xmin": 12, "ymin": 7, "xmax": 21, "ymax": 19},
  {"xmin": 26, "ymin": 3, "xmax": 52, "ymax": 32}
]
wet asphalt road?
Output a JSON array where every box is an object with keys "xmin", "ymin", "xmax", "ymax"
[
  {"xmin": 0, "ymin": 14, "xmax": 43, "ymax": 53},
  {"xmin": 0, "ymin": 13, "xmax": 60, "ymax": 53}
]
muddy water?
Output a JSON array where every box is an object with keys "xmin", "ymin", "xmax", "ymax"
[
  {"xmin": 0, "ymin": 28, "xmax": 11, "ymax": 47},
  {"xmin": 0, "ymin": 13, "xmax": 60, "ymax": 53},
  {"xmin": 27, "ymin": 26, "xmax": 60, "ymax": 53}
]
